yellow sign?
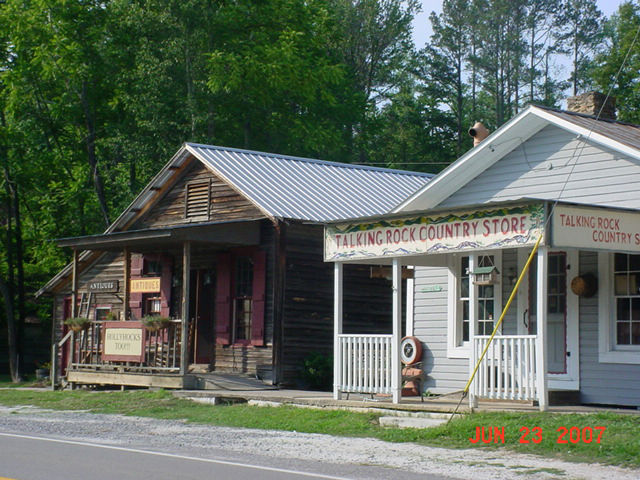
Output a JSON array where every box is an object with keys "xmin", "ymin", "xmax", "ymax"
[{"xmin": 130, "ymin": 277, "xmax": 161, "ymax": 293}]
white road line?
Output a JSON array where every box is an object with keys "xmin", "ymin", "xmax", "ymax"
[{"xmin": 0, "ymin": 432, "xmax": 353, "ymax": 480}]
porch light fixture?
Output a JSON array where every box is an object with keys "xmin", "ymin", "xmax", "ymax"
[
  {"xmin": 171, "ymin": 275, "xmax": 181, "ymax": 287},
  {"xmin": 471, "ymin": 266, "xmax": 500, "ymax": 286}
]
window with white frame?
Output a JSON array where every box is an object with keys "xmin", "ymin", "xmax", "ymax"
[
  {"xmin": 449, "ymin": 252, "xmax": 502, "ymax": 357},
  {"xmin": 598, "ymin": 252, "xmax": 640, "ymax": 364},
  {"xmin": 613, "ymin": 253, "xmax": 640, "ymax": 347}
]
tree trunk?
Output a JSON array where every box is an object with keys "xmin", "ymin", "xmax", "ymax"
[
  {"xmin": 0, "ymin": 276, "xmax": 21, "ymax": 382},
  {"xmin": 12, "ymin": 180, "xmax": 26, "ymax": 377},
  {"xmin": 80, "ymin": 80, "xmax": 110, "ymax": 228},
  {"xmin": 1, "ymin": 138, "xmax": 22, "ymax": 382}
]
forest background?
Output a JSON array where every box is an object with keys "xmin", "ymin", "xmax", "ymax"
[{"xmin": 2, "ymin": 0, "xmax": 640, "ymax": 377}]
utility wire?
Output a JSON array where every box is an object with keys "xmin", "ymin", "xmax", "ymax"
[{"xmin": 447, "ymin": 21, "xmax": 640, "ymax": 423}]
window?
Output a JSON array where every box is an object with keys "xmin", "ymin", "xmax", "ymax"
[
  {"xmin": 613, "ymin": 253, "xmax": 640, "ymax": 346},
  {"xmin": 448, "ymin": 252, "xmax": 502, "ymax": 357},
  {"xmin": 144, "ymin": 259, "xmax": 162, "ymax": 276},
  {"xmin": 215, "ymin": 249, "xmax": 266, "ymax": 346},
  {"xmin": 598, "ymin": 252, "xmax": 640, "ymax": 364},
  {"xmin": 95, "ymin": 306, "xmax": 113, "ymax": 321},
  {"xmin": 234, "ymin": 256, "xmax": 254, "ymax": 341}
]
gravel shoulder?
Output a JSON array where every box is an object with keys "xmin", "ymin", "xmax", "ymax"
[{"xmin": 0, "ymin": 405, "xmax": 638, "ymax": 480}]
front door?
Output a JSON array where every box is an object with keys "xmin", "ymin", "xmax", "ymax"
[
  {"xmin": 189, "ymin": 269, "xmax": 215, "ymax": 365},
  {"xmin": 519, "ymin": 249, "xmax": 579, "ymax": 389}
]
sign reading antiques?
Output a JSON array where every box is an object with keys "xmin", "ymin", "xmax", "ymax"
[
  {"xmin": 325, "ymin": 204, "xmax": 545, "ymax": 261},
  {"xmin": 87, "ymin": 280, "xmax": 119, "ymax": 293},
  {"xmin": 553, "ymin": 205, "xmax": 640, "ymax": 253},
  {"xmin": 130, "ymin": 277, "xmax": 161, "ymax": 293},
  {"xmin": 102, "ymin": 321, "xmax": 144, "ymax": 362}
]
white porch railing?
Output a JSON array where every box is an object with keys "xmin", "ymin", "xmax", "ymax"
[
  {"xmin": 338, "ymin": 334, "xmax": 393, "ymax": 395},
  {"xmin": 472, "ymin": 335, "xmax": 538, "ymax": 402}
]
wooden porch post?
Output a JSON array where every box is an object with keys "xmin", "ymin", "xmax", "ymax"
[
  {"xmin": 71, "ymin": 249, "xmax": 79, "ymax": 318},
  {"xmin": 468, "ymin": 254, "xmax": 478, "ymax": 408},
  {"xmin": 180, "ymin": 241, "xmax": 191, "ymax": 376},
  {"xmin": 391, "ymin": 257, "xmax": 402, "ymax": 404},
  {"xmin": 333, "ymin": 262, "xmax": 343, "ymax": 400},
  {"xmin": 123, "ymin": 247, "xmax": 131, "ymax": 321},
  {"xmin": 536, "ymin": 246, "xmax": 549, "ymax": 411}
]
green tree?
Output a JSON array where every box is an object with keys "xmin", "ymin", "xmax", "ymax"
[
  {"xmin": 555, "ymin": 0, "xmax": 605, "ymax": 96},
  {"xmin": 421, "ymin": 0, "xmax": 471, "ymax": 155},
  {"xmin": 593, "ymin": 1, "xmax": 640, "ymax": 123}
]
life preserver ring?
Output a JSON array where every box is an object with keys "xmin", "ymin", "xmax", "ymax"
[{"xmin": 400, "ymin": 336, "xmax": 423, "ymax": 365}]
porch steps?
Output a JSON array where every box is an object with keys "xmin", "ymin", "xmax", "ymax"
[
  {"xmin": 549, "ymin": 389, "xmax": 581, "ymax": 406},
  {"xmin": 188, "ymin": 373, "xmax": 278, "ymax": 391},
  {"xmin": 378, "ymin": 415, "xmax": 449, "ymax": 429}
]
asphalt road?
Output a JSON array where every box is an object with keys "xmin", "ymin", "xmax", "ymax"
[{"xmin": 0, "ymin": 431, "xmax": 453, "ymax": 480}]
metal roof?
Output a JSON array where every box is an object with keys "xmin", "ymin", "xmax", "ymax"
[{"xmin": 186, "ymin": 143, "xmax": 433, "ymax": 222}]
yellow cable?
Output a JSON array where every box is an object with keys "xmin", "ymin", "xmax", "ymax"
[{"xmin": 463, "ymin": 234, "xmax": 543, "ymax": 395}]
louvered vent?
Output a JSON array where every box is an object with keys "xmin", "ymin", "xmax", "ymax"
[{"xmin": 185, "ymin": 180, "xmax": 211, "ymax": 218}]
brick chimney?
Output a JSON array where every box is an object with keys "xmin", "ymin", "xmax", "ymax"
[{"xmin": 566, "ymin": 91, "xmax": 616, "ymax": 120}]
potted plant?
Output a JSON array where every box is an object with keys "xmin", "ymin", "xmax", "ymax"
[
  {"xmin": 35, "ymin": 362, "xmax": 51, "ymax": 380},
  {"xmin": 142, "ymin": 316, "xmax": 171, "ymax": 332},
  {"xmin": 64, "ymin": 317, "xmax": 91, "ymax": 332}
]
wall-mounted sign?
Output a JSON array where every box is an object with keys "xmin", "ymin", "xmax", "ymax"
[
  {"xmin": 87, "ymin": 280, "xmax": 119, "ymax": 293},
  {"xmin": 553, "ymin": 205, "xmax": 640, "ymax": 253},
  {"xmin": 130, "ymin": 277, "xmax": 161, "ymax": 293},
  {"xmin": 325, "ymin": 204, "xmax": 545, "ymax": 261},
  {"xmin": 421, "ymin": 285, "xmax": 443, "ymax": 293},
  {"xmin": 102, "ymin": 321, "xmax": 144, "ymax": 362}
]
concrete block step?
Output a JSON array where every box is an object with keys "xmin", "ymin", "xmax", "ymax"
[{"xmin": 378, "ymin": 416, "xmax": 448, "ymax": 429}]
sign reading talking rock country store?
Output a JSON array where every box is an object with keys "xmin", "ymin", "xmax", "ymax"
[
  {"xmin": 102, "ymin": 321, "xmax": 145, "ymax": 362},
  {"xmin": 324, "ymin": 204, "xmax": 545, "ymax": 261},
  {"xmin": 553, "ymin": 204, "xmax": 640, "ymax": 253}
]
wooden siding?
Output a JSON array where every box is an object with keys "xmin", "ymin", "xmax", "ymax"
[
  {"xmin": 136, "ymin": 160, "xmax": 265, "ymax": 229},
  {"xmin": 280, "ymin": 223, "xmax": 396, "ymax": 386},
  {"xmin": 579, "ymin": 251, "xmax": 640, "ymax": 406},
  {"xmin": 55, "ymin": 252, "xmax": 127, "ymax": 321},
  {"xmin": 439, "ymin": 125, "xmax": 640, "ymax": 210},
  {"xmin": 211, "ymin": 345, "xmax": 273, "ymax": 376}
]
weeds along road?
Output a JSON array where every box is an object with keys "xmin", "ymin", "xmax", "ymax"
[
  {"xmin": 0, "ymin": 405, "xmax": 637, "ymax": 480},
  {"xmin": 0, "ymin": 432, "xmax": 441, "ymax": 480},
  {"xmin": 0, "ymin": 406, "xmax": 449, "ymax": 480}
]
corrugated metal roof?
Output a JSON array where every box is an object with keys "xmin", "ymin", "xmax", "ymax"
[{"xmin": 186, "ymin": 143, "xmax": 432, "ymax": 222}]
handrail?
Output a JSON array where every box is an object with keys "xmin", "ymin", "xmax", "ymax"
[{"xmin": 51, "ymin": 330, "xmax": 74, "ymax": 390}]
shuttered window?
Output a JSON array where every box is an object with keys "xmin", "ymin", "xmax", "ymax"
[{"xmin": 185, "ymin": 180, "xmax": 211, "ymax": 218}]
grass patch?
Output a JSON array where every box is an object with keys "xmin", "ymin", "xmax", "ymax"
[{"xmin": 0, "ymin": 388, "xmax": 638, "ymax": 468}]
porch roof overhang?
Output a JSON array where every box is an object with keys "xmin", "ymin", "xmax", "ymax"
[{"xmin": 55, "ymin": 219, "xmax": 261, "ymax": 251}]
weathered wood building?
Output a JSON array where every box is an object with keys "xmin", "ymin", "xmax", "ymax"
[{"xmin": 38, "ymin": 144, "xmax": 431, "ymax": 389}]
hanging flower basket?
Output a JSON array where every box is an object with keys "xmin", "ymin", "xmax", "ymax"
[
  {"xmin": 142, "ymin": 316, "xmax": 171, "ymax": 333},
  {"xmin": 64, "ymin": 317, "xmax": 91, "ymax": 332}
]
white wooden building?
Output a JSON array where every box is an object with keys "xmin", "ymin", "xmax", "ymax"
[{"xmin": 326, "ymin": 95, "xmax": 640, "ymax": 410}]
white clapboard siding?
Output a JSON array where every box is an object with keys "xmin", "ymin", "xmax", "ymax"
[
  {"xmin": 578, "ymin": 251, "xmax": 640, "ymax": 406},
  {"xmin": 413, "ymin": 265, "xmax": 468, "ymax": 393},
  {"xmin": 440, "ymin": 125, "xmax": 640, "ymax": 210}
]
